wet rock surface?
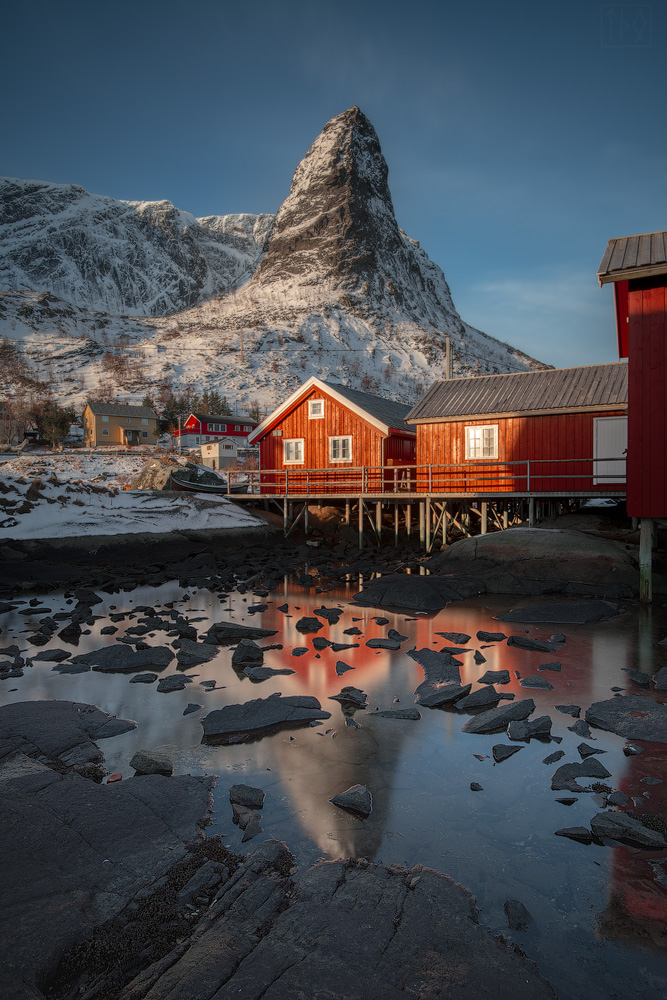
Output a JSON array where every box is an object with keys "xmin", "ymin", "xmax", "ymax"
[
  {"xmin": 330, "ymin": 783, "xmax": 373, "ymax": 816},
  {"xmin": 462, "ymin": 699, "xmax": 536, "ymax": 735},
  {"xmin": 496, "ymin": 600, "xmax": 619, "ymax": 624},
  {"xmin": 202, "ymin": 693, "xmax": 331, "ymax": 744},
  {"xmin": 69, "ymin": 643, "xmax": 174, "ymax": 673},
  {"xmin": 586, "ymin": 695, "xmax": 667, "ymax": 743}
]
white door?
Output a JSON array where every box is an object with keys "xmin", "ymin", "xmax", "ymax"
[{"xmin": 594, "ymin": 416, "xmax": 627, "ymax": 484}]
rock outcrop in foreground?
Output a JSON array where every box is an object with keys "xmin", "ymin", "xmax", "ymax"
[{"xmin": 113, "ymin": 839, "xmax": 556, "ymax": 1000}]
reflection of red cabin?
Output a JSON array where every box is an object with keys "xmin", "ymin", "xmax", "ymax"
[
  {"xmin": 406, "ymin": 362, "xmax": 628, "ymax": 494},
  {"xmin": 598, "ymin": 231, "xmax": 667, "ymax": 518},
  {"xmin": 247, "ymin": 377, "xmax": 416, "ymax": 494}
]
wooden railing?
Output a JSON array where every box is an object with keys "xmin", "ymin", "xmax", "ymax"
[{"xmin": 226, "ymin": 456, "xmax": 627, "ymax": 496}]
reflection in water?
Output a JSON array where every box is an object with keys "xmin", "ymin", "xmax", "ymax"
[{"xmin": 2, "ymin": 580, "xmax": 667, "ymax": 998}]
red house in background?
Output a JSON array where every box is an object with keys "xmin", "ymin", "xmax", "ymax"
[
  {"xmin": 598, "ymin": 230, "xmax": 667, "ymax": 520},
  {"xmin": 248, "ymin": 376, "xmax": 416, "ymax": 493},
  {"xmin": 405, "ymin": 362, "xmax": 628, "ymax": 494},
  {"xmin": 174, "ymin": 412, "xmax": 258, "ymax": 451}
]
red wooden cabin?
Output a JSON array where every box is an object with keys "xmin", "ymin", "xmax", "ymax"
[
  {"xmin": 406, "ymin": 362, "xmax": 628, "ymax": 494},
  {"xmin": 598, "ymin": 230, "xmax": 667, "ymax": 519},
  {"xmin": 247, "ymin": 376, "xmax": 416, "ymax": 494}
]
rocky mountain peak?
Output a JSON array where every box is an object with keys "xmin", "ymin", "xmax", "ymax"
[{"xmin": 252, "ymin": 106, "xmax": 403, "ymax": 294}]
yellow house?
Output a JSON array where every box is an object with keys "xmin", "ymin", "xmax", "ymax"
[{"xmin": 83, "ymin": 402, "xmax": 158, "ymax": 447}]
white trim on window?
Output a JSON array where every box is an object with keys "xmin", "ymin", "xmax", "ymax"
[
  {"xmin": 329, "ymin": 435, "xmax": 352, "ymax": 462},
  {"xmin": 465, "ymin": 424, "xmax": 498, "ymax": 460},
  {"xmin": 283, "ymin": 438, "xmax": 304, "ymax": 464},
  {"xmin": 308, "ymin": 399, "xmax": 324, "ymax": 419}
]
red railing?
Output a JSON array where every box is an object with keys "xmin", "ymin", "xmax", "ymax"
[{"xmin": 227, "ymin": 456, "xmax": 626, "ymax": 496}]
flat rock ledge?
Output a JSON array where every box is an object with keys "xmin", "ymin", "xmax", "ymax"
[
  {"xmin": 586, "ymin": 695, "xmax": 667, "ymax": 744},
  {"xmin": 110, "ymin": 839, "xmax": 556, "ymax": 1000},
  {"xmin": 201, "ymin": 693, "xmax": 331, "ymax": 744}
]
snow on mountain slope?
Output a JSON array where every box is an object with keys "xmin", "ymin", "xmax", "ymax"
[
  {"xmin": 0, "ymin": 177, "xmax": 273, "ymax": 315},
  {"xmin": 0, "ymin": 108, "xmax": 548, "ymax": 413}
]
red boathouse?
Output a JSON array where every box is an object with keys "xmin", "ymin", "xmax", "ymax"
[
  {"xmin": 406, "ymin": 362, "xmax": 628, "ymax": 495},
  {"xmin": 247, "ymin": 377, "xmax": 416, "ymax": 493}
]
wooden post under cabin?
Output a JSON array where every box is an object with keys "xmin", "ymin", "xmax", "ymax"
[
  {"xmin": 481, "ymin": 502, "xmax": 488, "ymax": 535},
  {"xmin": 425, "ymin": 498, "xmax": 431, "ymax": 552},
  {"xmin": 358, "ymin": 500, "xmax": 364, "ymax": 551},
  {"xmin": 640, "ymin": 518, "xmax": 653, "ymax": 604},
  {"xmin": 394, "ymin": 503, "xmax": 399, "ymax": 546},
  {"xmin": 442, "ymin": 502, "xmax": 449, "ymax": 547},
  {"xmin": 419, "ymin": 502, "xmax": 425, "ymax": 549},
  {"xmin": 406, "ymin": 503, "xmax": 412, "ymax": 539},
  {"xmin": 345, "ymin": 500, "xmax": 350, "ymax": 526},
  {"xmin": 375, "ymin": 502, "xmax": 382, "ymax": 543}
]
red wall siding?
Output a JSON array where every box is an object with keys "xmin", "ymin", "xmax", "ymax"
[
  {"xmin": 415, "ymin": 411, "xmax": 626, "ymax": 493},
  {"xmin": 627, "ymin": 279, "xmax": 667, "ymax": 517},
  {"xmin": 257, "ymin": 387, "xmax": 415, "ymax": 493}
]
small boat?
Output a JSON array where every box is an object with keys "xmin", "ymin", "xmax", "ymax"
[{"xmin": 170, "ymin": 463, "xmax": 249, "ymax": 494}]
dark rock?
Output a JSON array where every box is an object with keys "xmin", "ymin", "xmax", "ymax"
[
  {"xmin": 183, "ymin": 703, "xmax": 203, "ymax": 715},
  {"xmin": 538, "ymin": 661, "xmax": 562, "ymax": 672},
  {"xmin": 335, "ymin": 660, "xmax": 355, "ymax": 675},
  {"xmin": 477, "ymin": 631, "xmax": 507, "ymax": 642},
  {"xmin": 202, "ymin": 693, "xmax": 331, "ymax": 744},
  {"xmin": 493, "ymin": 744, "xmax": 523, "ymax": 763},
  {"xmin": 329, "ymin": 687, "xmax": 368, "ymax": 710},
  {"xmin": 508, "ymin": 716, "xmax": 552, "ymax": 741},
  {"xmin": 568, "ymin": 719, "xmax": 592, "ymax": 738},
  {"xmin": 100, "ymin": 625, "xmax": 118, "ymax": 635},
  {"xmin": 641, "ymin": 775, "xmax": 662, "ymax": 785},
  {"xmin": 504, "ymin": 899, "xmax": 533, "ymax": 930},
  {"xmin": 590, "ymin": 811, "xmax": 667, "ymax": 848},
  {"xmin": 543, "ymin": 750, "xmax": 566, "ymax": 765},
  {"xmin": 314, "ymin": 607, "xmax": 343, "ymax": 623},
  {"xmin": 229, "ymin": 783, "xmax": 265, "ymax": 808},
  {"xmin": 343, "ymin": 627, "xmax": 362, "ymax": 636},
  {"xmin": 330, "ymin": 783, "xmax": 372, "ymax": 816},
  {"xmin": 277, "ymin": 603, "xmax": 289, "ymax": 613},
  {"xmin": 130, "ymin": 672, "xmax": 158, "ymax": 684},
  {"xmin": 175, "ymin": 638, "xmax": 219, "ymax": 667},
  {"xmin": 496, "ymin": 600, "xmax": 617, "ymax": 624},
  {"xmin": 292, "ymin": 647, "xmax": 309, "ymax": 657},
  {"xmin": 519, "ymin": 675, "xmax": 554, "ymax": 690},
  {"xmin": 204, "ymin": 621, "xmax": 278, "ymax": 645},
  {"xmin": 478, "ymin": 669, "xmax": 510, "ymax": 685},
  {"xmin": 330, "ymin": 641, "xmax": 359, "ymax": 652},
  {"xmin": 157, "ymin": 674, "xmax": 193, "ymax": 693},
  {"xmin": 242, "ymin": 812, "xmax": 264, "ymax": 842},
  {"xmin": 352, "ymin": 574, "xmax": 466, "ymax": 613},
  {"xmin": 586, "ymin": 695, "xmax": 667, "ymax": 744},
  {"xmin": 436, "ymin": 631, "xmax": 472, "ymax": 644},
  {"xmin": 462, "ymin": 699, "xmax": 536, "ymax": 735},
  {"xmin": 578, "ymin": 742, "xmax": 606, "ymax": 759},
  {"xmin": 555, "ymin": 826, "xmax": 594, "ymax": 844},
  {"xmin": 370, "ymin": 707, "xmax": 421, "ymax": 720},
  {"xmin": 231, "ymin": 639, "xmax": 264, "ymax": 668},
  {"xmin": 608, "ymin": 790, "xmax": 631, "ymax": 807},
  {"xmin": 129, "ymin": 749, "xmax": 173, "ymax": 776},
  {"xmin": 31, "ymin": 648, "xmax": 71, "ymax": 662},
  {"xmin": 247, "ymin": 604, "xmax": 268, "ymax": 615},
  {"xmin": 555, "ymin": 704, "xmax": 581, "ymax": 718},
  {"xmin": 630, "ymin": 671, "xmax": 650, "ymax": 687},
  {"xmin": 366, "ymin": 637, "xmax": 401, "ymax": 650},
  {"xmin": 551, "ymin": 759, "xmax": 612, "ymax": 791},
  {"xmin": 387, "ymin": 629, "xmax": 409, "ymax": 642},
  {"xmin": 0, "ymin": 767, "xmax": 214, "ymax": 997},
  {"xmin": 372, "ymin": 616, "xmax": 389, "ymax": 625},
  {"xmin": 623, "ymin": 743, "xmax": 644, "ymax": 756},
  {"xmin": 416, "ymin": 683, "xmax": 472, "ymax": 708},
  {"xmin": 312, "ymin": 637, "xmax": 333, "ymax": 650},
  {"xmin": 69, "ymin": 644, "xmax": 174, "ymax": 674},
  {"xmin": 457, "ymin": 686, "xmax": 501, "ymax": 711},
  {"xmin": 555, "ymin": 797, "xmax": 578, "ymax": 805},
  {"xmin": 0, "ymin": 700, "xmax": 136, "ymax": 768},
  {"xmin": 508, "ymin": 635, "xmax": 563, "ymax": 653},
  {"xmin": 244, "ymin": 665, "xmax": 295, "ymax": 682},
  {"xmin": 295, "ymin": 616, "xmax": 324, "ymax": 633},
  {"xmin": 52, "ymin": 661, "xmax": 91, "ymax": 674},
  {"xmin": 652, "ymin": 667, "xmax": 667, "ymax": 690},
  {"xmin": 470, "ymin": 781, "xmax": 484, "ymax": 791}
]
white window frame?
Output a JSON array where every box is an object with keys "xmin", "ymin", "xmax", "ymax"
[
  {"xmin": 283, "ymin": 438, "xmax": 304, "ymax": 464},
  {"xmin": 329, "ymin": 435, "xmax": 353, "ymax": 463},
  {"xmin": 308, "ymin": 399, "xmax": 324, "ymax": 419},
  {"xmin": 465, "ymin": 424, "xmax": 498, "ymax": 460}
]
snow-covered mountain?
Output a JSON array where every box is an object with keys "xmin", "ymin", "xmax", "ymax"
[
  {"xmin": 0, "ymin": 178, "xmax": 273, "ymax": 315},
  {"xmin": 0, "ymin": 107, "xmax": 547, "ymax": 412}
]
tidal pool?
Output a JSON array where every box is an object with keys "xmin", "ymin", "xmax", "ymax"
[{"xmin": 2, "ymin": 577, "xmax": 667, "ymax": 1000}]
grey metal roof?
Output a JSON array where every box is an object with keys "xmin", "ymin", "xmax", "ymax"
[
  {"xmin": 87, "ymin": 402, "xmax": 157, "ymax": 419},
  {"xmin": 323, "ymin": 381, "xmax": 415, "ymax": 433},
  {"xmin": 406, "ymin": 362, "xmax": 627, "ymax": 423},
  {"xmin": 598, "ymin": 230, "xmax": 667, "ymax": 283},
  {"xmin": 190, "ymin": 412, "xmax": 257, "ymax": 425}
]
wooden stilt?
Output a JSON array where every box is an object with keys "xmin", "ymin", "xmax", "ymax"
[
  {"xmin": 442, "ymin": 501, "xmax": 448, "ymax": 547},
  {"xmin": 358, "ymin": 499, "xmax": 364, "ymax": 551},
  {"xmin": 481, "ymin": 502, "xmax": 488, "ymax": 535},
  {"xmin": 304, "ymin": 503, "xmax": 309, "ymax": 535},
  {"xmin": 640, "ymin": 518, "xmax": 653, "ymax": 604},
  {"xmin": 345, "ymin": 500, "xmax": 350, "ymax": 526},
  {"xmin": 283, "ymin": 498, "xmax": 288, "ymax": 535},
  {"xmin": 406, "ymin": 503, "xmax": 412, "ymax": 539},
  {"xmin": 394, "ymin": 503, "xmax": 399, "ymax": 547},
  {"xmin": 375, "ymin": 502, "xmax": 382, "ymax": 545},
  {"xmin": 419, "ymin": 502, "xmax": 425, "ymax": 549},
  {"xmin": 425, "ymin": 498, "xmax": 431, "ymax": 553},
  {"xmin": 503, "ymin": 507, "xmax": 509, "ymax": 530},
  {"xmin": 528, "ymin": 498, "xmax": 535, "ymax": 527}
]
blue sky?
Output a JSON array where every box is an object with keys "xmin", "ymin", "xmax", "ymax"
[{"xmin": 2, "ymin": 0, "xmax": 665, "ymax": 368}]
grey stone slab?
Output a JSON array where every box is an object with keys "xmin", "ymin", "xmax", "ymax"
[
  {"xmin": 586, "ymin": 695, "xmax": 667, "ymax": 744},
  {"xmin": 202, "ymin": 693, "xmax": 331, "ymax": 744},
  {"xmin": 462, "ymin": 699, "xmax": 536, "ymax": 735}
]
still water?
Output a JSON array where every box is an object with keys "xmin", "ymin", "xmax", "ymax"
[{"xmin": 2, "ymin": 577, "xmax": 667, "ymax": 999}]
